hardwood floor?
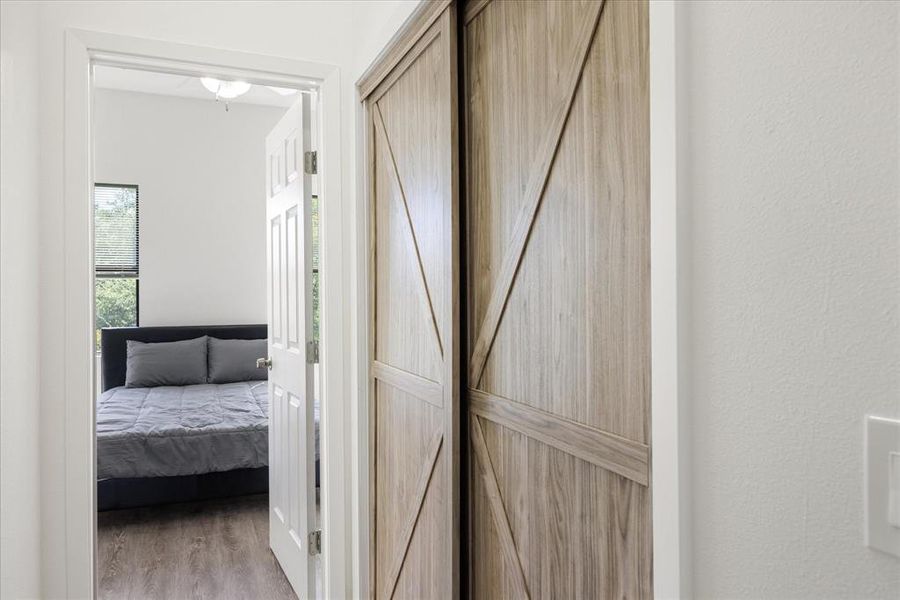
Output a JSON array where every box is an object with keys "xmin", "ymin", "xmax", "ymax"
[{"xmin": 97, "ymin": 494, "xmax": 301, "ymax": 600}]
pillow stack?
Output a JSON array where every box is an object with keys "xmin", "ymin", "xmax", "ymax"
[{"xmin": 125, "ymin": 336, "xmax": 268, "ymax": 388}]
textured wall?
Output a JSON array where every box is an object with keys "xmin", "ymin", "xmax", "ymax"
[
  {"xmin": 684, "ymin": 1, "xmax": 900, "ymax": 598},
  {"xmin": 0, "ymin": 2, "xmax": 42, "ymax": 598}
]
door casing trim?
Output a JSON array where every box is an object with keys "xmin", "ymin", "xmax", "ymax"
[
  {"xmin": 63, "ymin": 29, "xmax": 349, "ymax": 598},
  {"xmin": 649, "ymin": 1, "xmax": 692, "ymax": 598}
]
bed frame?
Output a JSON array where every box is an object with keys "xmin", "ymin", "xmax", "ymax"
[{"xmin": 98, "ymin": 324, "xmax": 269, "ymax": 511}]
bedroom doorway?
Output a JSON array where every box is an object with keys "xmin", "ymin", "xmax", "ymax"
[{"xmin": 90, "ymin": 62, "xmax": 323, "ymax": 599}]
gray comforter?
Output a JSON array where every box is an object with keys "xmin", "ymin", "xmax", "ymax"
[{"xmin": 97, "ymin": 381, "xmax": 276, "ymax": 480}]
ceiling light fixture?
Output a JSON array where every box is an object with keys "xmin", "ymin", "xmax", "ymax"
[{"xmin": 200, "ymin": 77, "xmax": 251, "ymax": 100}]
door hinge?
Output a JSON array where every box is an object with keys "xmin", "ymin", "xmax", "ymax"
[
  {"xmin": 308, "ymin": 529, "xmax": 321, "ymax": 556},
  {"xmin": 304, "ymin": 151, "xmax": 318, "ymax": 175},
  {"xmin": 306, "ymin": 340, "xmax": 319, "ymax": 364}
]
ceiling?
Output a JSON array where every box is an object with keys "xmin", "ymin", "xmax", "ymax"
[{"xmin": 93, "ymin": 65, "xmax": 302, "ymax": 108}]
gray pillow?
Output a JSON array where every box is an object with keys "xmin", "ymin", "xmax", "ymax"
[
  {"xmin": 208, "ymin": 337, "xmax": 268, "ymax": 383},
  {"xmin": 125, "ymin": 336, "xmax": 208, "ymax": 388}
]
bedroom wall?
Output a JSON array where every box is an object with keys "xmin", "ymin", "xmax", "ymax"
[
  {"xmin": 681, "ymin": 1, "xmax": 900, "ymax": 598},
  {"xmin": 0, "ymin": 3, "xmax": 42, "ymax": 598},
  {"xmin": 93, "ymin": 88, "xmax": 285, "ymax": 327},
  {"xmin": 31, "ymin": 1, "xmax": 419, "ymax": 598}
]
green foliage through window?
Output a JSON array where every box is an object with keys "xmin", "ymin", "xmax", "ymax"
[
  {"xmin": 95, "ymin": 278, "xmax": 138, "ymax": 347},
  {"xmin": 94, "ymin": 184, "xmax": 139, "ymax": 349}
]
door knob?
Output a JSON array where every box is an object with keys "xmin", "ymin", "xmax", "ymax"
[{"xmin": 257, "ymin": 357, "xmax": 273, "ymax": 370}]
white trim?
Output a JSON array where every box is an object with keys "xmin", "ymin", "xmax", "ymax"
[
  {"xmin": 650, "ymin": 1, "xmax": 691, "ymax": 598},
  {"xmin": 63, "ymin": 30, "xmax": 95, "ymax": 599},
  {"xmin": 63, "ymin": 29, "xmax": 349, "ymax": 599},
  {"xmin": 352, "ymin": 89, "xmax": 371, "ymax": 599}
]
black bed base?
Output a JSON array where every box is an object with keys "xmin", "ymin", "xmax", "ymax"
[
  {"xmin": 98, "ymin": 461, "xmax": 321, "ymax": 511},
  {"xmin": 98, "ymin": 467, "xmax": 269, "ymax": 511}
]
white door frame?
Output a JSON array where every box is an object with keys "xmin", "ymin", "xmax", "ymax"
[
  {"xmin": 649, "ymin": 1, "xmax": 692, "ymax": 598},
  {"xmin": 63, "ymin": 29, "xmax": 350, "ymax": 599},
  {"xmin": 352, "ymin": 1, "xmax": 691, "ymax": 598}
]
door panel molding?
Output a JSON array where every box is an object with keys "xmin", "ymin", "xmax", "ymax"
[
  {"xmin": 382, "ymin": 430, "xmax": 444, "ymax": 599},
  {"xmin": 372, "ymin": 361, "xmax": 443, "ymax": 408},
  {"xmin": 471, "ymin": 389, "xmax": 649, "ymax": 486},
  {"xmin": 362, "ymin": 5, "xmax": 459, "ymax": 598},
  {"xmin": 369, "ymin": 26, "xmax": 443, "ymax": 107},
  {"xmin": 470, "ymin": 416, "xmax": 531, "ymax": 600},
  {"xmin": 374, "ymin": 104, "xmax": 444, "ymax": 359},
  {"xmin": 360, "ymin": 1, "xmax": 652, "ymax": 597},
  {"xmin": 463, "ymin": 0, "xmax": 491, "ymax": 25},
  {"xmin": 465, "ymin": 0, "xmax": 652, "ymax": 596},
  {"xmin": 357, "ymin": 0, "xmax": 451, "ymax": 100},
  {"xmin": 467, "ymin": 0, "xmax": 606, "ymax": 388}
]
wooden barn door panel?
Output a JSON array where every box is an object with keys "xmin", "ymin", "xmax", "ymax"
[
  {"xmin": 464, "ymin": 0, "xmax": 652, "ymax": 597},
  {"xmin": 363, "ymin": 3, "xmax": 459, "ymax": 598}
]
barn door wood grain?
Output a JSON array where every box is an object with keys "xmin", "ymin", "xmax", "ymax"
[
  {"xmin": 359, "ymin": 1, "xmax": 460, "ymax": 598},
  {"xmin": 463, "ymin": 0, "xmax": 652, "ymax": 597}
]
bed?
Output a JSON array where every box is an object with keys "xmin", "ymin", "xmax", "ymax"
[
  {"xmin": 96, "ymin": 381, "xmax": 270, "ymax": 480},
  {"xmin": 97, "ymin": 324, "xmax": 319, "ymax": 511}
]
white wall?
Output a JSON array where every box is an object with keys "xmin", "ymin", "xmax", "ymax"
[
  {"xmin": 28, "ymin": 1, "xmax": 417, "ymax": 598},
  {"xmin": 94, "ymin": 89, "xmax": 285, "ymax": 327},
  {"xmin": 0, "ymin": 2, "xmax": 42, "ymax": 598},
  {"xmin": 681, "ymin": 1, "xmax": 900, "ymax": 598},
  {"xmin": 16, "ymin": 2, "xmax": 897, "ymax": 598}
]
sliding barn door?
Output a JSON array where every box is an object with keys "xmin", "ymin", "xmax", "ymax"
[
  {"xmin": 464, "ymin": 0, "xmax": 651, "ymax": 597},
  {"xmin": 361, "ymin": 2, "xmax": 459, "ymax": 598}
]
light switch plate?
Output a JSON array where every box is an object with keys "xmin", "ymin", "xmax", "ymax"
[{"xmin": 865, "ymin": 415, "xmax": 900, "ymax": 558}]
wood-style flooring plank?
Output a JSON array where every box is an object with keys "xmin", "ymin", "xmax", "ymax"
[{"xmin": 97, "ymin": 494, "xmax": 300, "ymax": 600}]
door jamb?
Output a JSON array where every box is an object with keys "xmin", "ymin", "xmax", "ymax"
[
  {"xmin": 63, "ymin": 29, "xmax": 349, "ymax": 599},
  {"xmin": 649, "ymin": 1, "xmax": 691, "ymax": 598}
]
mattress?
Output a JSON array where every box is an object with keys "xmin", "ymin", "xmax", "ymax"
[{"xmin": 97, "ymin": 381, "xmax": 319, "ymax": 480}]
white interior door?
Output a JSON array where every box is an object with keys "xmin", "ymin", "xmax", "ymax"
[{"xmin": 265, "ymin": 94, "xmax": 317, "ymax": 599}]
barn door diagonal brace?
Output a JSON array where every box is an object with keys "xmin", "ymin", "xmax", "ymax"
[
  {"xmin": 382, "ymin": 429, "xmax": 444, "ymax": 599},
  {"xmin": 471, "ymin": 416, "xmax": 531, "ymax": 600},
  {"xmin": 467, "ymin": 0, "xmax": 607, "ymax": 388},
  {"xmin": 374, "ymin": 103, "xmax": 445, "ymax": 362}
]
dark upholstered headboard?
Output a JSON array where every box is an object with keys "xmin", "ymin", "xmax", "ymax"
[{"xmin": 100, "ymin": 324, "xmax": 267, "ymax": 391}]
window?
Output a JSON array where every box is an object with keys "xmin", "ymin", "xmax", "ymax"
[{"xmin": 94, "ymin": 184, "xmax": 139, "ymax": 347}]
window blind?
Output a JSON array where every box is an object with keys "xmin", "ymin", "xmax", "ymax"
[{"xmin": 94, "ymin": 184, "xmax": 139, "ymax": 275}]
